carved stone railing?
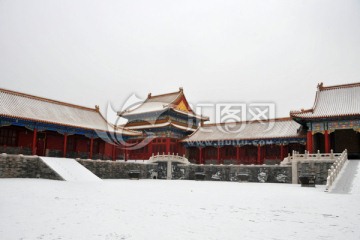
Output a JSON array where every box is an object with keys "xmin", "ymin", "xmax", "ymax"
[
  {"xmin": 325, "ymin": 149, "xmax": 348, "ymax": 192},
  {"xmin": 293, "ymin": 150, "xmax": 342, "ymax": 161},
  {"xmin": 280, "ymin": 149, "xmax": 344, "ymax": 184},
  {"xmin": 281, "ymin": 150, "xmax": 341, "ymax": 165},
  {"xmin": 148, "ymin": 152, "xmax": 190, "ymax": 180},
  {"xmin": 148, "ymin": 152, "xmax": 190, "ymax": 165}
]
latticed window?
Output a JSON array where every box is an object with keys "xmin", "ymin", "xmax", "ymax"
[
  {"xmin": 206, "ymin": 148, "xmax": 216, "ymax": 158},
  {"xmin": 225, "ymin": 147, "xmax": 236, "ymax": 156},
  {"xmin": 0, "ymin": 128, "xmax": 17, "ymax": 146}
]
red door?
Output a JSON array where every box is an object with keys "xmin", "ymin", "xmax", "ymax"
[{"xmin": 36, "ymin": 133, "xmax": 46, "ymax": 156}]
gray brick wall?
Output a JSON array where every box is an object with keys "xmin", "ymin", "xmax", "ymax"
[{"xmin": 0, "ymin": 154, "xmax": 62, "ymax": 180}]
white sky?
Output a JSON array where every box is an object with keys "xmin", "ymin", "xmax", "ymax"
[{"xmin": 0, "ymin": 0, "xmax": 360, "ymax": 122}]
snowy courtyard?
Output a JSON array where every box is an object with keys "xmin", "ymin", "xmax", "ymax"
[{"xmin": 0, "ymin": 178, "xmax": 359, "ymax": 240}]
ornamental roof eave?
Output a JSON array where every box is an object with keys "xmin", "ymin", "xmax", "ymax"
[
  {"xmin": 181, "ymin": 135, "xmax": 306, "ymax": 144},
  {"xmin": 291, "ymin": 112, "xmax": 360, "ymax": 120},
  {"xmin": 125, "ymin": 121, "xmax": 197, "ymax": 132},
  {"xmin": 182, "ymin": 118, "xmax": 304, "ymax": 142},
  {"xmin": 0, "ymin": 110, "xmax": 141, "ymax": 137},
  {"xmin": 290, "ymin": 82, "xmax": 360, "ymax": 121},
  {"xmin": 171, "ymin": 108, "xmax": 209, "ymax": 120}
]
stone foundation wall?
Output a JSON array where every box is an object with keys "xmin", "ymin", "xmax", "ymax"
[
  {"xmin": 1, "ymin": 154, "xmax": 334, "ymax": 185},
  {"xmin": 0, "ymin": 154, "xmax": 62, "ymax": 180},
  {"xmin": 297, "ymin": 161, "xmax": 334, "ymax": 185},
  {"xmin": 76, "ymin": 159, "xmax": 158, "ymax": 179},
  {"xmin": 183, "ymin": 164, "xmax": 291, "ymax": 183},
  {"xmin": 78, "ymin": 160, "xmax": 292, "ymax": 183}
]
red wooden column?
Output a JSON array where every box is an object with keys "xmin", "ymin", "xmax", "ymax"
[
  {"xmin": 32, "ymin": 128, "xmax": 37, "ymax": 155},
  {"xmin": 306, "ymin": 131, "xmax": 313, "ymax": 153},
  {"xmin": 280, "ymin": 144, "xmax": 284, "ymax": 160},
  {"xmin": 217, "ymin": 147, "xmax": 221, "ymax": 164},
  {"xmin": 257, "ymin": 144, "xmax": 261, "ymax": 165},
  {"xmin": 324, "ymin": 130, "xmax": 330, "ymax": 153},
  {"xmin": 148, "ymin": 139, "xmax": 153, "ymax": 157},
  {"xmin": 63, "ymin": 134, "xmax": 68, "ymax": 158},
  {"xmin": 112, "ymin": 144, "xmax": 116, "ymax": 161},
  {"xmin": 236, "ymin": 146, "xmax": 240, "ymax": 165},
  {"xmin": 124, "ymin": 147, "xmax": 128, "ymax": 161},
  {"xmin": 199, "ymin": 147, "xmax": 203, "ymax": 164},
  {"xmin": 166, "ymin": 138, "xmax": 171, "ymax": 154},
  {"xmin": 89, "ymin": 138, "xmax": 94, "ymax": 159}
]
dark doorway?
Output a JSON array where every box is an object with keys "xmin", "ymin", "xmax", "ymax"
[
  {"xmin": 333, "ymin": 129, "xmax": 360, "ymax": 159},
  {"xmin": 36, "ymin": 132, "xmax": 46, "ymax": 156},
  {"xmin": 313, "ymin": 133, "xmax": 325, "ymax": 153}
]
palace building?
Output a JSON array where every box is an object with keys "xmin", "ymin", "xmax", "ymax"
[
  {"xmin": 119, "ymin": 88, "xmax": 208, "ymax": 160},
  {"xmin": 291, "ymin": 82, "xmax": 360, "ymax": 159},
  {"xmin": 0, "ymin": 88, "xmax": 140, "ymax": 160},
  {"xmin": 0, "ymin": 82, "xmax": 359, "ymax": 163}
]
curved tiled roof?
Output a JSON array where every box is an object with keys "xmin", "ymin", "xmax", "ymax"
[
  {"xmin": 0, "ymin": 88, "xmax": 139, "ymax": 135},
  {"xmin": 120, "ymin": 88, "xmax": 208, "ymax": 120},
  {"xmin": 291, "ymin": 82, "xmax": 360, "ymax": 119},
  {"xmin": 182, "ymin": 118, "xmax": 304, "ymax": 142}
]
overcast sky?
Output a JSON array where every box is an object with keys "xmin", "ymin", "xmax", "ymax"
[{"xmin": 1, "ymin": 0, "xmax": 359, "ymax": 122}]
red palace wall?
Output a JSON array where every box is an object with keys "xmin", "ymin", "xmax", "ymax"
[
  {"xmin": 104, "ymin": 142, "xmax": 114, "ymax": 158},
  {"xmin": 46, "ymin": 133, "xmax": 63, "ymax": 151},
  {"xmin": 75, "ymin": 137, "xmax": 89, "ymax": 153},
  {"xmin": 18, "ymin": 131, "xmax": 33, "ymax": 148}
]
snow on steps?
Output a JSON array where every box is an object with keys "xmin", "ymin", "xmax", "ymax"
[
  {"xmin": 40, "ymin": 157, "xmax": 101, "ymax": 182},
  {"xmin": 329, "ymin": 160, "xmax": 360, "ymax": 194}
]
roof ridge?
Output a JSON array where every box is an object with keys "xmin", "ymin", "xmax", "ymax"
[
  {"xmin": 318, "ymin": 82, "xmax": 360, "ymax": 91},
  {"xmin": 148, "ymin": 88, "xmax": 182, "ymax": 100},
  {"xmin": 203, "ymin": 117, "xmax": 292, "ymax": 127},
  {"xmin": 121, "ymin": 88, "xmax": 184, "ymax": 116},
  {"xmin": 290, "ymin": 108, "xmax": 313, "ymax": 114},
  {"xmin": 0, "ymin": 87, "xmax": 98, "ymax": 112}
]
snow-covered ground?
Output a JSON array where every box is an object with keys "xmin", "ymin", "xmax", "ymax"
[
  {"xmin": 40, "ymin": 157, "xmax": 101, "ymax": 182},
  {"xmin": 0, "ymin": 178, "xmax": 359, "ymax": 240}
]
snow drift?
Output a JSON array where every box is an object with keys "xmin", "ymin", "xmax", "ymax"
[{"xmin": 40, "ymin": 157, "xmax": 101, "ymax": 182}]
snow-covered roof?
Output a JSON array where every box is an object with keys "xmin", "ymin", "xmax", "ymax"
[
  {"xmin": 119, "ymin": 88, "xmax": 208, "ymax": 120},
  {"xmin": 126, "ymin": 121, "xmax": 196, "ymax": 132},
  {"xmin": 0, "ymin": 88, "xmax": 139, "ymax": 135},
  {"xmin": 291, "ymin": 82, "xmax": 360, "ymax": 119},
  {"xmin": 182, "ymin": 118, "xmax": 304, "ymax": 142}
]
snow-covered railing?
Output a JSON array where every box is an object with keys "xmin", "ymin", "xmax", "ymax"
[
  {"xmin": 292, "ymin": 150, "xmax": 341, "ymax": 161},
  {"xmin": 281, "ymin": 149, "xmax": 343, "ymax": 184},
  {"xmin": 148, "ymin": 152, "xmax": 190, "ymax": 165},
  {"xmin": 325, "ymin": 149, "xmax": 348, "ymax": 192},
  {"xmin": 148, "ymin": 153, "xmax": 190, "ymax": 180},
  {"xmin": 281, "ymin": 149, "xmax": 341, "ymax": 166}
]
